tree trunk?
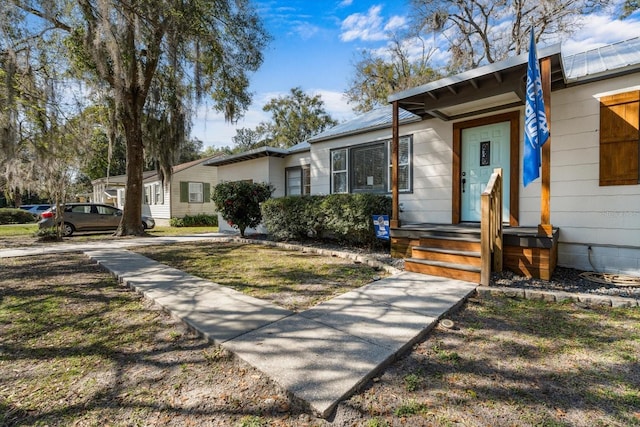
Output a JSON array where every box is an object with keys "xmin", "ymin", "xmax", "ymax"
[{"xmin": 116, "ymin": 100, "xmax": 145, "ymax": 236}]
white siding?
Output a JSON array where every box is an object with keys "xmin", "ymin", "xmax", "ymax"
[
  {"xmin": 170, "ymin": 163, "xmax": 218, "ymax": 219},
  {"xmin": 284, "ymin": 151, "xmax": 311, "ymax": 169},
  {"xmin": 143, "ymin": 180, "xmax": 170, "ymax": 220},
  {"xmin": 548, "ymin": 75, "xmax": 640, "ymax": 273},
  {"xmin": 309, "ymin": 120, "xmax": 454, "ymax": 224}
]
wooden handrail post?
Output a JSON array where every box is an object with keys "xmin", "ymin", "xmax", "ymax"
[
  {"xmin": 481, "ymin": 192, "xmax": 490, "ymax": 285},
  {"xmin": 480, "ymin": 168, "xmax": 503, "ymax": 285}
]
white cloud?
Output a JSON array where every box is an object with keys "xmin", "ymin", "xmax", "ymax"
[
  {"xmin": 190, "ymin": 105, "xmax": 270, "ymax": 149},
  {"xmin": 384, "ymin": 15, "xmax": 406, "ymax": 32},
  {"xmin": 291, "ymin": 22, "xmax": 321, "ymax": 40},
  {"xmin": 561, "ymin": 13, "xmax": 640, "ymax": 55},
  {"xmin": 340, "ymin": 5, "xmax": 386, "ymax": 42},
  {"xmin": 337, "ymin": 0, "xmax": 353, "ymax": 7},
  {"xmin": 311, "ymin": 89, "xmax": 357, "ymax": 122},
  {"xmin": 191, "ymin": 89, "xmax": 355, "ymax": 149}
]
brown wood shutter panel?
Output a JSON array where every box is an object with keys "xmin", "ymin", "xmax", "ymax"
[{"xmin": 599, "ymin": 91, "xmax": 640, "ymax": 186}]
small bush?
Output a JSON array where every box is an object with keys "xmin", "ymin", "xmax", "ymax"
[
  {"xmin": 261, "ymin": 195, "xmax": 324, "ymax": 240},
  {"xmin": 35, "ymin": 226, "xmax": 61, "ymax": 241},
  {"xmin": 321, "ymin": 193, "xmax": 392, "ymax": 245},
  {"xmin": 0, "ymin": 208, "xmax": 36, "ymax": 225},
  {"xmin": 403, "ymin": 373, "xmax": 423, "ymax": 392},
  {"xmin": 212, "ymin": 181, "xmax": 273, "ymax": 237},
  {"xmin": 170, "ymin": 213, "xmax": 218, "ymax": 228},
  {"xmin": 394, "ymin": 399, "xmax": 429, "ymax": 417},
  {"xmin": 261, "ymin": 193, "xmax": 391, "ymax": 246}
]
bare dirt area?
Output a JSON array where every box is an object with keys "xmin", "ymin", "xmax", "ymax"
[{"xmin": 1, "ymin": 249, "xmax": 639, "ymax": 426}]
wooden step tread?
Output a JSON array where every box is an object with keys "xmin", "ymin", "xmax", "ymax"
[
  {"xmin": 412, "ymin": 246, "xmax": 480, "ymax": 258},
  {"xmin": 420, "ymin": 235, "xmax": 481, "ymax": 243},
  {"xmin": 405, "ymin": 258, "xmax": 481, "ymax": 273}
]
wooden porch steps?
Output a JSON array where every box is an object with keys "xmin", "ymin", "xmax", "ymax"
[{"xmin": 404, "ymin": 231, "xmax": 482, "ymax": 283}]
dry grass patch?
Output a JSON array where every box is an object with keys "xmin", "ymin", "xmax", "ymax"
[
  {"xmin": 0, "ymin": 253, "xmax": 306, "ymax": 427},
  {"xmin": 133, "ymin": 242, "xmax": 387, "ymax": 311},
  {"xmin": 343, "ymin": 296, "xmax": 640, "ymax": 427},
  {"xmin": 1, "ymin": 253, "xmax": 638, "ymax": 426}
]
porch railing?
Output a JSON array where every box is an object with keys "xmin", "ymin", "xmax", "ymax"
[{"xmin": 480, "ymin": 168, "xmax": 503, "ymax": 285}]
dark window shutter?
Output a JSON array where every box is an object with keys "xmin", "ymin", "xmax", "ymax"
[
  {"xmin": 600, "ymin": 91, "xmax": 639, "ymax": 186},
  {"xmin": 203, "ymin": 183, "xmax": 211, "ymax": 203},
  {"xmin": 180, "ymin": 181, "xmax": 188, "ymax": 202}
]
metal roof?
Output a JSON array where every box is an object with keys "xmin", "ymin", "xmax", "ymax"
[
  {"xmin": 204, "ymin": 146, "xmax": 291, "ymax": 167},
  {"xmin": 388, "ymin": 37, "xmax": 640, "ymax": 120},
  {"xmin": 287, "ymin": 141, "xmax": 311, "ymax": 153},
  {"xmin": 563, "ymin": 37, "xmax": 640, "ymax": 84},
  {"xmin": 308, "ymin": 106, "xmax": 421, "ymax": 143},
  {"xmin": 388, "ymin": 44, "xmax": 564, "ymax": 120}
]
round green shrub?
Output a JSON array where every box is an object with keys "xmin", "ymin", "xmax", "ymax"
[{"xmin": 0, "ymin": 208, "xmax": 37, "ymax": 225}]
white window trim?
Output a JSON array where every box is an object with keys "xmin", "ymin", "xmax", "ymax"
[
  {"xmin": 330, "ymin": 136, "xmax": 412, "ymax": 194},
  {"xmin": 388, "ymin": 136, "xmax": 412, "ymax": 192},
  {"xmin": 154, "ymin": 183, "xmax": 163, "ymax": 205},
  {"xmin": 189, "ymin": 182, "xmax": 203, "ymax": 203},
  {"xmin": 331, "ymin": 148, "xmax": 349, "ymax": 194}
]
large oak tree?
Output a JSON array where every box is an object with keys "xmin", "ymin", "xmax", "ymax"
[
  {"xmin": 3, "ymin": 0, "xmax": 269, "ymax": 235},
  {"xmin": 346, "ymin": 35, "xmax": 441, "ymax": 113},
  {"xmin": 410, "ymin": 0, "xmax": 609, "ymax": 72}
]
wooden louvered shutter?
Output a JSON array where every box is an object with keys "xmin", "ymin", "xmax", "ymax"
[
  {"xmin": 203, "ymin": 183, "xmax": 211, "ymax": 203},
  {"xmin": 599, "ymin": 91, "xmax": 640, "ymax": 186},
  {"xmin": 180, "ymin": 181, "xmax": 188, "ymax": 202}
]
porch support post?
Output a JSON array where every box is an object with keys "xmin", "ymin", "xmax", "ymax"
[
  {"xmin": 391, "ymin": 100, "xmax": 400, "ymax": 228},
  {"xmin": 539, "ymin": 56, "xmax": 553, "ymax": 236}
]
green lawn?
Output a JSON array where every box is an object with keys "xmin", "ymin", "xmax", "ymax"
[
  {"xmin": 0, "ymin": 223, "xmax": 38, "ymax": 236},
  {"xmin": 0, "ymin": 224, "xmax": 218, "ymax": 238}
]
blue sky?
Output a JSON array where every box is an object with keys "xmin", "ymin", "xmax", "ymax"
[{"xmin": 192, "ymin": 0, "xmax": 640, "ymax": 149}]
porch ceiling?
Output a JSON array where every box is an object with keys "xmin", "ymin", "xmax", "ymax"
[{"xmin": 389, "ymin": 44, "xmax": 564, "ymax": 121}]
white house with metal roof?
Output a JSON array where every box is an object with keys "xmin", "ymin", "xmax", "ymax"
[
  {"xmin": 205, "ymin": 142, "xmax": 311, "ymax": 234},
  {"xmin": 206, "ymin": 37, "xmax": 640, "ymax": 280},
  {"xmin": 92, "ymin": 156, "xmax": 219, "ymax": 225}
]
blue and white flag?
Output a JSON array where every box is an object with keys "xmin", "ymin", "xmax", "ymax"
[{"xmin": 523, "ymin": 30, "xmax": 550, "ymax": 187}]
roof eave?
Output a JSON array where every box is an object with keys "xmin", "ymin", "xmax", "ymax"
[
  {"xmin": 388, "ymin": 43, "xmax": 562, "ymax": 103},
  {"xmin": 308, "ymin": 115, "xmax": 422, "ymax": 143},
  {"xmin": 204, "ymin": 146, "xmax": 290, "ymax": 167}
]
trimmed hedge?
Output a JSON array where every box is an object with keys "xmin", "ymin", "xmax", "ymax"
[
  {"xmin": 0, "ymin": 208, "xmax": 36, "ymax": 225},
  {"xmin": 170, "ymin": 213, "xmax": 218, "ymax": 228},
  {"xmin": 261, "ymin": 193, "xmax": 391, "ymax": 246}
]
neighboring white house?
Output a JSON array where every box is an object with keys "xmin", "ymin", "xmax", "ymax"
[
  {"xmin": 91, "ymin": 156, "xmax": 218, "ymax": 225},
  {"xmin": 204, "ymin": 142, "xmax": 311, "ymax": 234},
  {"xmin": 205, "ymin": 37, "xmax": 640, "ymax": 278}
]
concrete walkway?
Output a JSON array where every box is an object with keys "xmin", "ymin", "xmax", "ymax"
[
  {"xmin": 1, "ymin": 235, "xmax": 477, "ymax": 417},
  {"xmin": 84, "ymin": 248, "xmax": 477, "ymax": 417},
  {"xmin": 0, "ymin": 233, "xmax": 230, "ymax": 258}
]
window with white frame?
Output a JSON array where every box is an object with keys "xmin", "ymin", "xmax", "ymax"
[
  {"xmin": 351, "ymin": 143, "xmax": 387, "ymax": 193},
  {"xmin": 286, "ymin": 165, "xmax": 311, "ymax": 196},
  {"xmin": 154, "ymin": 184, "xmax": 163, "ymax": 204},
  {"xmin": 144, "ymin": 185, "xmax": 152, "ymax": 204},
  {"xmin": 330, "ymin": 136, "xmax": 412, "ymax": 194},
  {"xmin": 189, "ymin": 182, "xmax": 203, "ymax": 203},
  {"xmin": 331, "ymin": 149, "xmax": 348, "ymax": 193},
  {"xmin": 392, "ymin": 137, "xmax": 411, "ymax": 192}
]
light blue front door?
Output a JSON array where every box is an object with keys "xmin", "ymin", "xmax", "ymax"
[{"xmin": 461, "ymin": 121, "xmax": 510, "ymax": 222}]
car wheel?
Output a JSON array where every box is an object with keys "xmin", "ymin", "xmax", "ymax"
[
  {"xmin": 142, "ymin": 221, "xmax": 148, "ymax": 230},
  {"xmin": 63, "ymin": 222, "xmax": 75, "ymax": 237}
]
